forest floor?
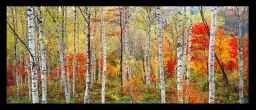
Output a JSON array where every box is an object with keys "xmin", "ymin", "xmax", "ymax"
[
  {"xmin": 7, "ymin": 78, "xmax": 163, "ymax": 104},
  {"xmin": 6, "ymin": 77, "xmax": 248, "ymax": 104}
]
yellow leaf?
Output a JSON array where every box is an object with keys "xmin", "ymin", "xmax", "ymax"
[{"xmin": 44, "ymin": 39, "xmax": 49, "ymax": 45}]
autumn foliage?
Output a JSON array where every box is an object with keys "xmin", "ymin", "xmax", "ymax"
[{"xmin": 190, "ymin": 22, "xmax": 248, "ymax": 74}]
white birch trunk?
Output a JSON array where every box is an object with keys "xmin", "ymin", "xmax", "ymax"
[
  {"xmin": 185, "ymin": 6, "xmax": 193, "ymax": 103},
  {"xmin": 28, "ymin": 6, "xmax": 39, "ymax": 103},
  {"xmin": 84, "ymin": 6, "xmax": 91, "ymax": 103},
  {"xmin": 183, "ymin": 7, "xmax": 188, "ymax": 80},
  {"xmin": 64, "ymin": 7, "xmax": 71, "ymax": 100},
  {"xmin": 98, "ymin": 30, "xmax": 102, "ymax": 82},
  {"xmin": 91, "ymin": 8, "xmax": 97, "ymax": 87},
  {"xmin": 186, "ymin": 7, "xmax": 193, "ymax": 86},
  {"xmin": 73, "ymin": 6, "xmax": 77, "ymax": 97},
  {"xmin": 37, "ymin": 6, "xmax": 47, "ymax": 103},
  {"xmin": 176, "ymin": 7, "xmax": 184, "ymax": 103},
  {"xmin": 125, "ymin": 8, "xmax": 131, "ymax": 80},
  {"xmin": 208, "ymin": 7, "xmax": 217, "ymax": 104},
  {"xmin": 154, "ymin": 7, "xmax": 159, "ymax": 89},
  {"xmin": 237, "ymin": 7, "xmax": 244, "ymax": 104},
  {"xmin": 100, "ymin": 7, "xmax": 107, "ymax": 103},
  {"xmin": 122, "ymin": 9, "xmax": 127, "ymax": 88},
  {"xmin": 146, "ymin": 10, "xmax": 151, "ymax": 87},
  {"xmin": 156, "ymin": 6, "xmax": 166, "ymax": 103}
]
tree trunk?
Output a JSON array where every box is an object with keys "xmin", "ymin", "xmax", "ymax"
[
  {"xmin": 64, "ymin": 7, "xmax": 71, "ymax": 101},
  {"xmin": 13, "ymin": 8, "xmax": 20, "ymax": 99},
  {"xmin": 28, "ymin": 6, "xmax": 39, "ymax": 103},
  {"xmin": 154, "ymin": 7, "xmax": 159, "ymax": 89},
  {"xmin": 146, "ymin": 10, "xmax": 151, "ymax": 88},
  {"xmin": 122, "ymin": 7, "xmax": 127, "ymax": 91},
  {"xmin": 185, "ymin": 6, "xmax": 193, "ymax": 103},
  {"xmin": 73, "ymin": 6, "xmax": 77, "ymax": 97},
  {"xmin": 125, "ymin": 8, "xmax": 130, "ymax": 81},
  {"xmin": 47, "ymin": 46, "xmax": 50, "ymax": 77},
  {"xmin": 237, "ymin": 7, "xmax": 244, "ymax": 104},
  {"xmin": 84, "ymin": 6, "xmax": 91, "ymax": 103},
  {"xmin": 143, "ymin": 48, "xmax": 147, "ymax": 85},
  {"xmin": 91, "ymin": 8, "xmax": 97, "ymax": 88},
  {"xmin": 183, "ymin": 7, "xmax": 188, "ymax": 80},
  {"xmin": 156, "ymin": 6, "xmax": 166, "ymax": 103},
  {"xmin": 37, "ymin": 6, "xmax": 47, "ymax": 103},
  {"xmin": 208, "ymin": 7, "xmax": 217, "ymax": 103},
  {"xmin": 119, "ymin": 7, "xmax": 124, "ymax": 97},
  {"xmin": 176, "ymin": 7, "xmax": 184, "ymax": 104},
  {"xmin": 98, "ymin": 26, "xmax": 102, "ymax": 82},
  {"xmin": 100, "ymin": 7, "xmax": 107, "ymax": 103}
]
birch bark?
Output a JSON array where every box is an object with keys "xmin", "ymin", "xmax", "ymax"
[{"xmin": 208, "ymin": 7, "xmax": 217, "ymax": 103}]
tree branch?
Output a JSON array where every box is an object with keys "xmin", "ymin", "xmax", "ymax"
[
  {"xmin": 45, "ymin": 7, "xmax": 56, "ymax": 22},
  {"xmin": 7, "ymin": 21, "xmax": 36, "ymax": 67},
  {"xmin": 78, "ymin": 6, "xmax": 88, "ymax": 24}
]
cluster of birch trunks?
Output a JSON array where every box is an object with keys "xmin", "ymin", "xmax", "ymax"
[{"xmin": 7, "ymin": 6, "xmax": 245, "ymax": 104}]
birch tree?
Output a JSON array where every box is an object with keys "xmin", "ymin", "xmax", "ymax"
[
  {"xmin": 156, "ymin": 6, "xmax": 166, "ymax": 103},
  {"xmin": 118, "ymin": 7, "xmax": 124, "ymax": 96},
  {"xmin": 12, "ymin": 8, "xmax": 20, "ymax": 99},
  {"xmin": 91, "ymin": 7, "xmax": 97, "ymax": 87},
  {"xmin": 237, "ymin": 7, "xmax": 244, "ymax": 104},
  {"xmin": 100, "ymin": 7, "xmax": 107, "ymax": 104},
  {"xmin": 125, "ymin": 8, "xmax": 130, "ymax": 81},
  {"xmin": 154, "ymin": 7, "xmax": 159, "ymax": 89},
  {"xmin": 28, "ymin": 6, "xmax": 39, "ymax": 103},
  {"xmin": 98, "ymin": 26, "xmax": 102, "ymax": 82},
  {"xmin": 37, "ymin": 6, "xmax": 47, "ymax": 103},
  {"xmin": 186, "ymin": 7, "xmax": 193, "ymax": 86},
  {"xmin": 84, "ymin": 6, "xmax": 91, "ymax": 103},
  {"xmin": 208, "ymin": 6, "xmax": 217, "ymax": 103},
  {"xmin": 176, "ymin": 7, "xmax": 184, "ymax": 104},
  {"xmin": 126, "ymin": 7, "xmax": 131, "ymax": 81},
  {"xmin": 183, "ymin": 7, "xmax": 188, "ymax": 80},
  {"xmin": 121, "ymin": 7, "xmax": 128, "ymax": 90},
  {"xmin": 122, "ymin": 9, "xmax": 127, "ymax": 88},
  {"xmin": 146, "ymin": 8, "xmax": 151, "ymax": 87},
  {"xmin": 64, "ymin": 7, "xmax": 71, "ymax": 100},
  {"xmin": 185, "ymin": 6, "xmax": 193, "ymax": 103},
  {"xmin": 73, "ymin": 6, "xmax": 77, "ymax": 97}
]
